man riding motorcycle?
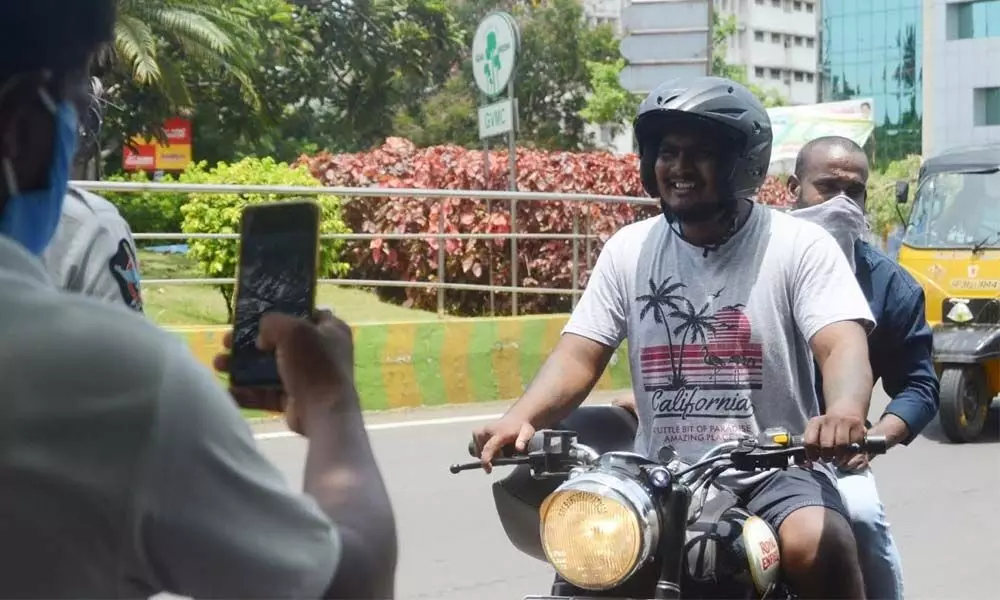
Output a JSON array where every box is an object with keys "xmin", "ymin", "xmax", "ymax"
[{"xmin": 473, "ymin": 76, "xmax": 877, "ymax": 599}]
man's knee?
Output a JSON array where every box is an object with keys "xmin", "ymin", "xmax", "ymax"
[
  {"xmin": 837, "ymin": 471, "xmax": 887, "ymax": 532},
  {"xmin": 778, "ymin": 505, "xmax": 860, "ymax": 575}
]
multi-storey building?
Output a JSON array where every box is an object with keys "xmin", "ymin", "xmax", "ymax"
[
  {"xmin": 716, "ymin": 0, "xmax": 822, "ymax": 105},
  {"xmin": 923, "ymin": 0, "xmax": 1000, "ymax": 156},
  {"xmin": 819, "ymin": 0, "xmax": 923, "ymax": 165}
]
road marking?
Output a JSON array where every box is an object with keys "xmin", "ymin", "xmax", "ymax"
[{"xmin": 254, "ymin": 412, "xmax": 505, "ymax": 441}]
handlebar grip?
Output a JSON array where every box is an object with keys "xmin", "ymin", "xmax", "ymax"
[
  {"xmin": 466, "ymin": 439, "xmax": 518, "ymax": 458},
  {"xmin": 864, "ymin": 434, "xmax": 889, "ymax": 456}
]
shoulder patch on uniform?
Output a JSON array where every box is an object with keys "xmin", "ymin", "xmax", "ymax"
[{"xmin": 109, "ymin": 239, "xmax": 144, "ymax": 312}]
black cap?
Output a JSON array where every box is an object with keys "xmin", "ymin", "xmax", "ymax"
[{"xmin": 0, "ymin": 1, "xmax": 116, "ymax": 76}]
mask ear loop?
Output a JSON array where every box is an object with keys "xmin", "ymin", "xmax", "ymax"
[
  {"xmin": 2, "ymin": 160, "xmax": 18, "ymax": 197},
  {"xmin": 0, "ymin": 76, "xmax": 23, "ymax": 198},
  {"xmin": 0, "ymin": 70, "xmax": 55, "ymax": 199}
]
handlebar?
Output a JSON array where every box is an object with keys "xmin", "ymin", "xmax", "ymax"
[
  {"xmin": 452, "ymin": 430, "xmax": 597, "ymax": 477},
  {"xmin": 450, "ymin": 427, "xmax": 889, "ymax": 478}
]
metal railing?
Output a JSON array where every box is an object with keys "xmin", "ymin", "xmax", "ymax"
[{"xmin": 71, "ymin": 181, "xmax": 658, "ymax": 316}]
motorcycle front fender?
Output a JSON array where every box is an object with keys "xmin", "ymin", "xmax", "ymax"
[
  {"xmin": 490, "ymin": 404, "xmax": 639, "ymax": 562},
  {"xmin": 933, "ymin": 324, "xmax": 1000, "ymax": 363}
]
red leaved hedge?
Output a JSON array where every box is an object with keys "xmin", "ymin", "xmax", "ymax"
[{"xmin": 297, "ymin": 137, "xmax": 793, "ymax": 316}]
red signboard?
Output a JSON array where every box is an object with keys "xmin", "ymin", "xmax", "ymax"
[{"xmin": 123, "ymin": 117, "xmax": 193, "ymax": 172}]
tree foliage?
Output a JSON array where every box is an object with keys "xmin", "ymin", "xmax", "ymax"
[
  {"xmin": 110, "ymin": 0, "xmax": 261, "ymax": 105},
  {"xmin": 283, "ymin": 0, "xmax": 465, "ymax": 152},
  {"xmin": 100, "ymin": 1, "xmax": 791, "ymax": 169},
  {"xmin": 578, "ymin": 59, "xmax": 640, "ymax": 138},
  {"xmin": 101, "ymin": 0, "xmax": 297, "ymax": 164},
  {"xmin": 392, "ymin": 0, "xmax": 622, "ymax": 150},
  {"xmin": 865, "ymin": 154, "xmax": 922, "ymax": 238},
  {"xmin": 101, "ymin": 0, "xmax": 467, "ymax": 169},
  {"xmin": 179, "ymin": 157, "xmax": 350, "ymax": 317}
]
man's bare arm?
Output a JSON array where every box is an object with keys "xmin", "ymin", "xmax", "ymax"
[
  {"xmin": 505, "ymin": 333, "xmax": 617, "ymax": 429},
  {"xmin": 306, "ymin": 395, "xmax": 397, "ymax": 599},
  {"xmin": 810, "ymin": 320, "xmax": 873, "ymax": 420}
]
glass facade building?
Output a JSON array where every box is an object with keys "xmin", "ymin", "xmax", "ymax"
[{"xmin": 820, "ymin": 0, "xmax": 923, "ymax": 167}]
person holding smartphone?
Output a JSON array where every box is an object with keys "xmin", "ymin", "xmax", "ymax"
[{"xmin": 0, "ymin": 2, "xmax": 396, "ymax": 598}]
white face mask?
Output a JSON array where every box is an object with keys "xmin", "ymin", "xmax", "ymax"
[{"xmin": 791, "ymin": 195, "xmax": 868, "ymax": 269}]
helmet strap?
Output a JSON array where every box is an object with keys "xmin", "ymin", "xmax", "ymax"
[{"xmin": 663, "ymin": 197, "xmax": 750, "ymax": 257}]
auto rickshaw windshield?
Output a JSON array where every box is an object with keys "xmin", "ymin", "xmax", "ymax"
[{"xmin": 903, "ymin": 169, "xmax": 1000, "ymax": 249}]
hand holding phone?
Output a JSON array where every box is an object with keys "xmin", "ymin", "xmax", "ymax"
[
  {"xmin": 228, "ymin": 201, "xmax": 321, "ymax": 399},
  {"xmin": 215, "ymin": 309, "xmax": 356, "ymax": 433}
]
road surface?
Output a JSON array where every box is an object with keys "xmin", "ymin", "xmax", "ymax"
[{"xmin": 253, "ymin": 386, "xmax": 999, "ymax": 599}]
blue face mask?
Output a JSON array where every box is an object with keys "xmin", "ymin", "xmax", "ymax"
[{"xmin": 0, "ymin": 91, "xmax": 78, "ymax": 256}]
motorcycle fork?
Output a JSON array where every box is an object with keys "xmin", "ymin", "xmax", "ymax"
[{"xmin": 653, "ymin": 482, "xmax": 692, "ymax": 599}]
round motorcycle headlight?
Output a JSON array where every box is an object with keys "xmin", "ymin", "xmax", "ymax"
[{"xmin": 538, "ymin": 472, "xmax": 658, "ymax": 590}]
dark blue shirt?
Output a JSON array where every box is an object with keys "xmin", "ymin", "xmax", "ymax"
[{"xmin": 815, "ymin": 240, "xmax": 940, "ymax": 444}]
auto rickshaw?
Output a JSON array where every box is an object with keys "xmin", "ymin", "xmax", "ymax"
[{"xmin": 896, "ymin": 143, "xmax": 1000, "ymax": 442}]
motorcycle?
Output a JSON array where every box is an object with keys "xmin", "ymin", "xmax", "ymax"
[{"xmin": 450, "ymin": 405, "xmax": 887, "ymax": 599}]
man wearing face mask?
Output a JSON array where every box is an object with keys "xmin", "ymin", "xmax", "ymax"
[
  {"xmin": 474, "ymin": 77, "xmax": 878, "ymax": 598},
  {"xmin": 0, "ymin": 2, "xmax": 397, "ymax": 597},
  {"xmin": 789, "ymin": 136, "xmax": 939, "ymax": 600}
]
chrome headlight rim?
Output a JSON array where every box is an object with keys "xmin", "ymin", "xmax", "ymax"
[{"xmin": 539, "ymin": 470, "xmax": 660, "ymax": 591}]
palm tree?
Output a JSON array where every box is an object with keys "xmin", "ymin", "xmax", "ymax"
[
  {"xmin": 669, "ymin": 299, "xmax": 719, "ymax": 381},
  {"xmin": 110, "ymin": 0, "xmax": 261, "ymax": 109},
  {"xmin": 637, "ymin": 276, "xmax": 687, "ymax": 380}
]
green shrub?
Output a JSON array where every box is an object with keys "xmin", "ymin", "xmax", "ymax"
[
  {"xmin": 866, "ymin": 155, "xmax": 922, "ymax": 241},
  {"xmin": 101, "ymin": 171, "xmax": 187, "ymax": 238},
  {"xmin": 179, "ymin": 157, "xmax": 350, "ymax": 319}
]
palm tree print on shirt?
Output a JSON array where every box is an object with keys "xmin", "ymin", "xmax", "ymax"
[
  {"xmin": 638, "ymin": 280, "xmax": 762, "ymax": 392},
  {"xmin": 637, "ymin": 277, "xmax": 687, "ymax": 387}
]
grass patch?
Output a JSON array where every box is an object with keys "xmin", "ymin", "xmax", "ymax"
[{"xmin": 139, "ymin": 250, "xmax": 445, "ymax": 327}]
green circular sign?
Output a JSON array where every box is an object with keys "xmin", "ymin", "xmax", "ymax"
[{"xmin": 472, "ymin": 12, "xmax": 520, "ymax": 98}]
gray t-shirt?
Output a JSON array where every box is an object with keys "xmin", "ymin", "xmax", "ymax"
[
  {"xmin": 564, "ymin": 206, "xmax": 874, "ymax": 489},
  {"xmin": 0, "ymin": 236, "xmax": 339, "ymax": 598}
]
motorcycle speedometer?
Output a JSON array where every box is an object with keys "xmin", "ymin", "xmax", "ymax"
[{"xmin": 538, "ymin": 471, "xmax": 659, "ymax": 590}]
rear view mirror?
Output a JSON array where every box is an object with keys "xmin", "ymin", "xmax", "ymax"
[{"xmin": 895, "ymin": 180, "xmax": 910, "ymax": 204}]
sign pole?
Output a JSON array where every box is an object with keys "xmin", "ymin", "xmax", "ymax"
[
  {"xmin": 507, "ymin": 81, "xmax": 517, "ymax": 191},
  {"xmin": 506, "ymin": 79, "xmax": 519, "ymax": 315},
  {"xmin": 472, "ymin": 11, "xmax": 520, "ymax": 315},
  {"xmin": 484, "ymin": 128, "xmax": 495, "ymax": 315}
]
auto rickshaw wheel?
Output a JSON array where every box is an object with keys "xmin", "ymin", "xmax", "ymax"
[{"xmin": 938, "ymin": 365, "xmax": 990, "ymax": 443}]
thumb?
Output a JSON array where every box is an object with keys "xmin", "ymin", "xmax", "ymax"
[
  {"xmin": 514, "ymin": 423, "xmax": 535, "ymax": 452},
  {"xmin": 312, "ymin": 308, "xmax": 336, "ymax": 327},
  {"xmin": 257, "ymin": 312, "xmax": 306, "ymax": 351}
]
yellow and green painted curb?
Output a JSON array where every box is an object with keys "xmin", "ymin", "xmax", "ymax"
[{"xmin": 169, "ymin": 315, "xmax": 631, "ymax": 411}]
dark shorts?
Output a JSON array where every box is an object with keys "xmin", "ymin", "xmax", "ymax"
[{"xmin": 740, "ymin": 466, "xmax": 850, "ymax": 533}]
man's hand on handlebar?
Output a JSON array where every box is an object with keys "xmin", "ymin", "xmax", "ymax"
[
  {"xmin": 472, "ymin": 417, "xmax": 536, "ymax": 474},
  {"xmin": 802, "ymin": 412, "xmax": 867, "ymax": 464}
]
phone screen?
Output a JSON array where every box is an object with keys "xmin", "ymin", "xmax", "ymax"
[{"xmin": 230, "ymin": 202, "xmax": 320, "ymax": 388}]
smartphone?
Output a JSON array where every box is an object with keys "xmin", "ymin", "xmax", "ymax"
[{"xmin": 229, "ymin": 200, "xmax": 321, "ymax": 389}]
